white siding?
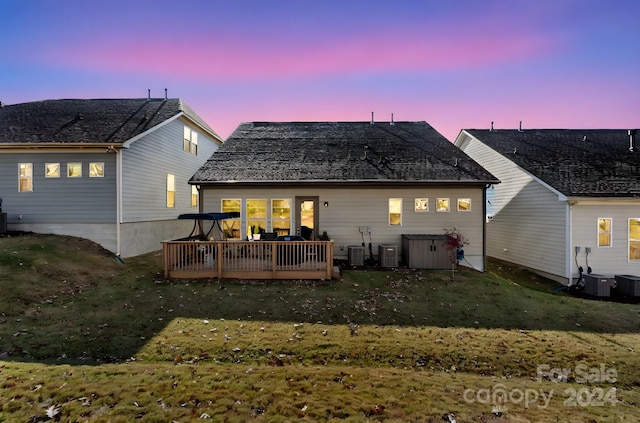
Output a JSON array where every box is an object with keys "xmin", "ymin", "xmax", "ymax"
[
  {"xmin": 571, "ymin": 201, "xmax": 640, "ymax": 278},
  {"xmin": 458, "ymin": 134, "xmax": 568, "ymax": 280},
  {"xmin": 121, "ymin": 117, "xmax": 220, "ymax": 223},
  {"xmin": 202, "ymin": 185, "xmax": 487, "ymax": 271}
]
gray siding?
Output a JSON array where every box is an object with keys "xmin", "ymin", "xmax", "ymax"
[
  {"xmin": 0, "ymin": 151, "xmax": 117, "ymax": 224},
  {"xmin": 202, "ymin": 185, "xmax": 487, "ymax": 271},
  {"xmin": 571, "ymin": 201, "xmax": 640, "ymax": 278},
  {"xmin": 121, "ymin": 117, "xmax": 220, "ymax": 223},
  {"xmin": 458, "ymin": 133, "xmax": 567, "ymax": 280}
]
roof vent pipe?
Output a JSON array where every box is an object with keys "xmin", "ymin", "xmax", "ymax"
[
  {"xmin": 147, "ymin": 89, "xmax": 151, "ymax": 100},
  {"xmin": 164, "ymin": 88, "xmax": 168, "ymax": 100},
  {"xmin": 518, "ymin": 121, "xmax": 523, "ymax": 132},
  {"xmin": 630, "ymin": 130, "xmax": 637, "ymax": 152},
  {"xmin": 371, "ymin": 112, "xmax": 375, "ymax": 125},
  {"xmin": 490, "ymin": 121, "xmax": 494, "ymax": 131},
  {"xmin": 390, "ymin": 113, "xmax": 394, "ymax": 126}
]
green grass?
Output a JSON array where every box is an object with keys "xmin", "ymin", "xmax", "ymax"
[{"xmin": 1, "ymin": 233, "xmax": 639, "ymax": 422}]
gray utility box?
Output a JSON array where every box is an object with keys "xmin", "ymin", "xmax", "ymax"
[
  {"xmin": 378, "ymin": 244, "xmax": 398, "ymax": 268},
  {"xmin": 402, "ymin": 234, "xmax": 449, "ymax": 269},
  {"xmin": 348, "ymin": 245, "xmax": 365, "ymax": 266},
  {"xmin": 583, "ymin": 274, "xmax": 614, "ymax": 297},
  {"xmin": 614, "ymin": 275, "xmax": 640, "ymax": 297}
]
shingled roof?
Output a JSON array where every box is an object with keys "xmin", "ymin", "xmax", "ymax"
[
  {"xmin": 191, "ymin": 121, "xmax": 498, "ymax": 185},
  {"xmin": 464, "ymin": 129, "xmax": 640, "ymax": 197},
  {"xmin": 0, "ymin": 98, "xmax": 219, "ymax": 145}
]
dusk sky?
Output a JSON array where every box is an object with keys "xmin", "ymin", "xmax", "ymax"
[{"xmin": 1, "ymin": 0, "xmax": 638, "ymax": 141}]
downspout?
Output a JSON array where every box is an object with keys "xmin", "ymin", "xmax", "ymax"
[
  {"xmin": 116, "ymin": 149, "xmax": 122, "ymax": 256},
  {"xmin": 566, "ymin": 200, "xmax": 574, "ymax": 285},
  {"xmin": 482, "ymin": 184, "xmax": 488, "ymax": 272}
]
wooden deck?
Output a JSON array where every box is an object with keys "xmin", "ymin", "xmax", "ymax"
[{"xmin": 162, "ymin": 240, "xmax": 334, "ymax": 280}]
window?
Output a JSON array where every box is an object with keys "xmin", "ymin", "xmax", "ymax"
[
  {"xmin": 222, "ymin": 199, "xmax": 241, "ymax": 239},
  {"xmin": 191, "ymin": 186, "xmax": 198, "ymax": 208},
  {"xmin": 272, "ymin": 199, "xmax": 291, "ymax": 236},
  {"xmin": 166, "ymin": 174, "xmax": 175, "ymax": 208},
  {"xmin": 247, "ymin": 199, "xmax": 267, "ymax": 238},
  {"xmin": 89, "ymin": 162, "xmax": 104, "ymax": 177},
  {"xmin": 67, "ymin": 163, "xmax": 82, "ymax": 177},
  {"xmin": 183, "ymin": 126, "xmax": 198, "ymax": 155},
  {"xmin": 630, "ymin": 219, "xmax": 640, "ymax": 262},
  {"xmin": 389, "ymin": 198, "xmax": 402, "ymax": 225},
  {"xmin": 597, "ymin": 218, "xmax": 612, "ymax": 247},
  {"xmin": 18, "ymin": 163, "xmax": 33, "ymax": 192},
  {"xmin": 45, "ymin": 163, "xmax": 60, "ymax": 178},
  {"xmin": 415, "ymin": 198, "xmax": 429, "ymax": 212},
  {"xmin": 457, "ymin": 198, "xmax": 471, "ymax": 212},
  {"xmin": 436, "ymin": 198, "xmax": 450, "ymax": 212}
]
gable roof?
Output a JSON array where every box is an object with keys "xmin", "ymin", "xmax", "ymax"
[
  {"xmin": 191, "ymin": 121, "xmax": 498, "ymax": 186},
  {"xmin": 463, "ymin": 129, "xmax": 639, "ymax": 197},
  {"xmin": 0, "ymin": 98, "xmax": 220, "ymax": 145}
]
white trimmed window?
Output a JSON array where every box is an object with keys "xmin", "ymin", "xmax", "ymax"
[
  {"xmin": 457, "ymin": 198, "xmax": 471, "ymax": 212},
  {"xmin": 89, "ymin": 162, "xmax": 104, "ymax": 177},
  {"xmin": 222, "ymin": 199, "xmax": 241, "ymax": 239},
  {"xmin": 45, "ymin": 163, "xmax": 60, "ymax": 178},
  {"xmin": 191, "ymin": 186, "xmax": 198, "ymax": 208},
  {"xmin": 415, "ymin": 198, "xmax": 429, "ymax": 212},
  {"xmin": 247, "ymin": 199, "xmax": 267, "ymax": 238},
  {"xmin": 630, "ymin": 218, "xmax": 640, "ymax": 262},
  {"xmin": 389, "ymin": 198, "xmax": 402, "ymax": 225},
  {"xmin": 597, "ymin": 218, "xmax": 612, "ymax": 247},
  {"xmin": 18, "ymin": 163, "xmax": 33, "ymax": 192},
  {"xmin": 183, "ymin": 126, "xmax": 198, "ymax": 155},
  {"xmin": 436, "ymin": 198, "xmax": 450, "ymax": 212},
  {"xmin": 272, "ymin": 199, "xmax": 291, "ymax": 236},
  {"xmin": 67, "ymin": 163, "xmax": 82, "ymax": 178},
  {"xmin": 166, "ymin": 174, "xmax": 175, "ymax": 208}
]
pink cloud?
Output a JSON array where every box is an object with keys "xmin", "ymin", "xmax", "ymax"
[{"xmin": 47, "ymin": 22, "xmax": 556, "ymax": 82}]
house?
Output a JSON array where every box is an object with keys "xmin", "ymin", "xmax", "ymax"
[
  {"xmin": 455, "ymin": 128, "xmax": 640, "ymax": 284},
  {"xmin": 189, "ymin": 121, "xmax": 499, "ymax": 271},
  {"xmin": 0, "ymin": 97, "xmax": 222, "ymax": 257}
]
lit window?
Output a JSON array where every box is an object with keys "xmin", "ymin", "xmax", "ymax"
[
  {"xmin": 191, "ymin": 186, "xmax": 198, "ymax": 208},
  {"xmin": 457, "ymin": 198, "xmax": 471, "ymax": 212},
  {"xmin": 222, "ymin": 199, "xmax": 241, "ymax": 239},
  {"xmin": 18, "ymin": 163, "xmax": 33, "ymax": 192},
  {"xmin": 89, "ymin": 162, "xmax": 104, "ymax": 177},
  {"xmin": 183, "ymin": 126, "xmax": 198, "ymax": 155},
  {"xmin": 415, "ymin": 198, "xmax": 429, "ymax": 212},
  {"xmin": 597, "ymin": 218, "xmax": 612, "ymax": 247},
  {"xmin": 45, "ymin": 163, "xmax": 60, "ymax": 178},
  {"xmin": 389, "ymin": 198, "xmax": 402, "ymax": 225},
  {"xmin": 436, "ymin": 198, "xmax": 450, "ymax": 212},
  {"xmin": 166, "ymin": 174, "xmax": 175, "ymax": 208},
  {"xmin": 247, "ymin": 199, "xmax": 267, "ymax": 238},
  {"xmin": 272, "ymin": 199, "xmax": 291, "ymax": 236},
  {"xmin": 67, "ymin": 163, "xmax": 82, "ymax": 177},
  {"xmin": 630, "ymin": 219, "xmax": 640, "ymax": 262}
]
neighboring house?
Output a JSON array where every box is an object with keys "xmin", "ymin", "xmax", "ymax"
[
  {"xmin": 455, "ymin": 128, "xmax": 640, "ymax": 284},
  {"xmin": 189, "ymin": 121, "xmax": 499, "ymax": 271},
  {"xmin": 0, "ymin": 98, "xmax": 222, "ymax": 257}
]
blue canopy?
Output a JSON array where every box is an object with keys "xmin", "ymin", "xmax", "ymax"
[
  {"xmin": 176, "ymin": 212, "xmax": 240, "ymax": 240},
  {"xmin": 178, "ymin": 212, "xmax": 240, "ymax": 221}
]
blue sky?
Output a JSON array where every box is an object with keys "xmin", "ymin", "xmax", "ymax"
[{"xmin": 1, "ymin": 0, "xmax": 638, "ymax": 140}]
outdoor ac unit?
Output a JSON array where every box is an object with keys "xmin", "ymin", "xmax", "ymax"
[
  {"xmin": 583, "ymin": 274, "xmax": 614, "ymax": 297},
  {"xmin": 348, "ymin": 246, "xmax": 365, "ymax": 266},
  {"xmin": 378, "ymin": 244, "xmax": 398, "ymax": 268}
]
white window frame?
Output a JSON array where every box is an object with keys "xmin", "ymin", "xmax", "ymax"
[
  {"xmin": 45, "ymin": 163, "xmax": 60, "ymax": 178},
  {"xmin": 89, "ymin": 162, "xmax": 104, "ymax": 178},
  {"xmin": 436, "ymin": 198, "xmax": 450, "ymax": 212},
  {"xmin": 415, "ymin": 198, "xmax": 429, "ymax": 212},
  {"xmin": 191, "ymin": 185, "xmax": 198, "ymax": 208},
  {"xmin": 271, "ymin": 198, "xmax": 292, "ymax": 236},
  {"xmin": 597, "ymin": 217, "xmax": 612, "ymax": 248},
  {"xmin": 222, "ymin": 199, "xmax": 242, "ymax": 239},
  {"xmin": 67, "ymin": 162, "xmax": 82, "ymax": 178},
  {"xmin": 166, "ymin": 174, "xmax": 175, "ymax": 208},
  {"xmin": 18, "ymin": 163, "xmax": 33, "ymax": 192},
  {"xmin": 457, "ymin": 198, "xmax": 471, "ymax": 212},
  {"xmin": 389, "ymin": 198, "xmax": 402, "ymax": 226},
  {"xmin": 183, "ymin": 126, "xmax": 198, "ymax": 156},
  {"xmin": 629, "ymin": 218, "xmax": 640, "ymax": 262}
]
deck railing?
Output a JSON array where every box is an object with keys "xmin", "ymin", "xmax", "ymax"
[{"xmin": 162, "ymin": 240, "xmax": 334, "ymax": 280}]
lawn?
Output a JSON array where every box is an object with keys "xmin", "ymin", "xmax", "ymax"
[{"xmin": 1, "ymin": 233, "xmax": 639, "ymax": 422}]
